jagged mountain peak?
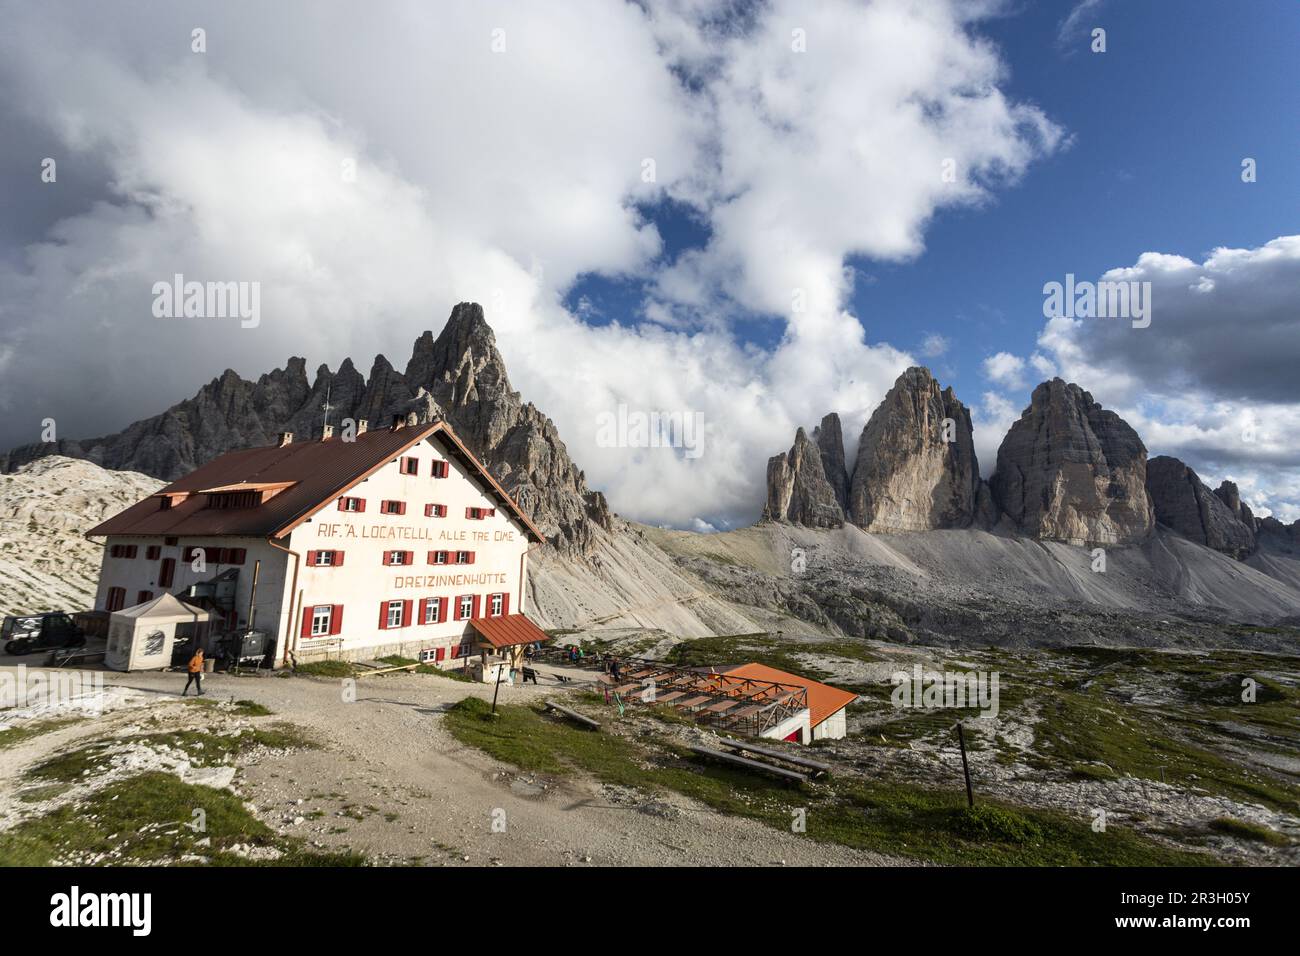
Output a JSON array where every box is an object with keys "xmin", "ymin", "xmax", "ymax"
[{"xmin": 0, "ymin": 302, "xmax": 608, "ymax": 556}]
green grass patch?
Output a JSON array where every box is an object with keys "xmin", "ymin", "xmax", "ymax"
[
  {"xmin": 27, "ymin": 724, "xmax": 317, "ymax": 783},
  {"xmin": 1207, "ymin": 817, "xmax": 1290, "ymax": 846},
  {"xmin": 0, "ymin": 717, "xmax": 82, "ymax": 750},
  {"xmin": 443, "ymin": 696, "xmax": 1209, "ymax": 866},
  {"xmin": 293, "ymin": 660, "xmax": 357, "ymax": 678},
  {"xmin": 0, "ymin": 772, "xmax": 363, "ymax": 866},
  {"xmin": 232, "ymin": 699, "xmax": 273, "ymax": 716}
]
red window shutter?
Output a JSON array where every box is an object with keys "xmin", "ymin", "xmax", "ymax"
[
  {"xmin": 467, "ymin": 551, "xmax": 476, "ymax": 564},
  {"xmin": 229, "ymin": 548, "xmax": 246, "ymax": 565},
  {"xmin": 146, "ymin": 546, "xmax": 160, "ymax": 560},
  {"xmin": 397, "ymin": 501, "xmax": 407, "ymax": 515},
  {"xmin": 401, "ymin": 599, "xmax": 413, "ymax": 628},
  {"xmin": 382, "ymin": 552, "xmax": 390, "ymax": 566},
  {"xmin": 159, "ymin": 558, "xmax": 175, "ymax": 588},
  {"xmin": 379, "ymin": 601, "xmax": 389, "ymax": 630},
  {"xmin": 436, "ymin": 647, "xmax": 445, "ymax": 662},
  {"xmin": 404, "ymin": 550, "xmax": 414, "ymax": 565},
  {"xmin": 425, "ymin": 504, "xmax": 434, "ymax": 517},
  {"xmin": 334, "ymin": 551, "xmax": 345, "ymax": 567},
  {"xmin": 418, "ymin": 597, "xmax": 429, "ymax": 624},
  {"xmin": 301, "ymin": 607, "xmax": 314, "ymax": 638},
  {"xmin": 465, "ymin": 507, "xmax": 473, "ymax": 519},
  {"xmin": 471, "ymin": 594, "xmax": 481, "ymax": 619},
  {"xmin": 338, "ymin": 498, "xmax": 347, "ymax": 511},
  {"xmin": 306, "ymin": 550, "xmax": 318, "ymax": 566},
  {"xmin": 330, "ymin": 605, "xmax": 344, "ymax": 636},
  {"xmin": 502, "ymin": 593, "xmax": 511, "ymax": 615},
  {"xmin": 439, "ymin": 597, "xmax": 449, "ymax": 622}
]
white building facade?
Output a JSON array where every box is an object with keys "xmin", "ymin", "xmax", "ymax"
[{"xmin": 89, "ymin": 419, "xmax": 546, "ymax": 669}]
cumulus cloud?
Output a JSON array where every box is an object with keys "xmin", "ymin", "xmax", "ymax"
[
  {"xmin": 1030, "ymin": 235, "xmax": 1300, "ymax": 521},
  {"xmin": 982, "ymin": 351, "xmax": 1027, "ymax": 389},
  {"xmin": 0, "ymin": 0, "xmax": 1062, "ymax": 530},
  {"xmin": 920, "ymin": 333, "xmax": 951, "ymax": 358}
]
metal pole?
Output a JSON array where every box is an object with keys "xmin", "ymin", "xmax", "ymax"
[{"xmin": 957, "ymin": 722, "xmax": 975, "ymax": 808}]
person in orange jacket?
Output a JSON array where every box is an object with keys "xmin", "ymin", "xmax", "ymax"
[{"xmin": 182, "ymin": 646, "xmax": 205, "ymax": 696}]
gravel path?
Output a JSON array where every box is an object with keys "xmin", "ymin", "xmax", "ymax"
[{"xmin": 2, "ymin": 665, "xmax": 912, "ymax": 867}]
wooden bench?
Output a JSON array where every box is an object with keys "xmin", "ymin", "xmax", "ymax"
[
  {"xmin": 717, "ymin": 738, "xmax": 833, "ymax": 777},
  {"xmin": 686, "ymin": 744, "xmax": 808, "ymax": 785},
  {"xmin": 543, "ymin": 700, "xmax": 601, "ymax": 731}
]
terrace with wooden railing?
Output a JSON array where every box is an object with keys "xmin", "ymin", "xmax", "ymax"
[{"xmin": 597, "ymin": 658, "xmax": 809, "ymax": 738}]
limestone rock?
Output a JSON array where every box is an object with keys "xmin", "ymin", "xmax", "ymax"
[
  {"xmin": 847, "ymin": 367, "xmax": 981, "ymax": 532},
  {"xmin": 762, "ymin": 428, "xmax": 845, "ymax": 528},
  {"xmin": 813, "ymin": 413, "xmax": 850, "ymax": 511},
  {"xmin": 0, "ymin": 302, "xmax": 609, "ymax": 557},
  {"xmin": 990, "ymin": 379, "xmax": 1153, "ymax": 546},
  {"xmin": 1214, "ymin": 480, "xmax": 1257, "ymax": 531},
  {"xmin": 1146, "ymin": 457, "xmax": 1256, "ymax": 557}
]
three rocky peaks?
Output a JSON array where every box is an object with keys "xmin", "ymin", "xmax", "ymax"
[{"xmin": 764, "ymin": 367, "xmax": 1283, "ymax": 558}]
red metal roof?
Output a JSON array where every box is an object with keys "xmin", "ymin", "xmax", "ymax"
[
  {"xmin": 86, "ymin": 421, "xmax": 544, "ymax": 543},
  {"xmin": 717, "ymin": 663, "xmax": 858, "ymax": 728},
  {"xmin": 469, "ymin": 614, "xmax": 550, "ymax": 649}
]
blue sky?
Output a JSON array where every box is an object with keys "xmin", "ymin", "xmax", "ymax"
[{"xmin": 572, "ymin": 0, "xmax": 1300, "ymax": 405}]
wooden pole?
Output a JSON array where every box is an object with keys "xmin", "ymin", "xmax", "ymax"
[
  {"xmin": 957, "ymin": 722, "xmax": 975, "ymax": 808},
  {"xmin": 491, "ymin": 653, "xmax": 505, "ymax": 715}
]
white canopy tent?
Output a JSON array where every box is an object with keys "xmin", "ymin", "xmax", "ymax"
[{"xmin": 105, "ymin": 593, "xmax": 211, "ymax": 672}]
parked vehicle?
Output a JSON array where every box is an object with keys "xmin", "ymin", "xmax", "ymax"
[{"xmin": 2, "ymin": 612, "xmax": 87, "ymax": 655}]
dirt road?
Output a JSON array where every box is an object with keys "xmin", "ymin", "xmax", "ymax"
[{"xmin": 1, "ymin": 664, "xmax": 911, "ymax": 867}]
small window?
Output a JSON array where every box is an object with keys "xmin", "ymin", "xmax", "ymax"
[
  {"xmin": 490, "ymin": 593, "xmax": 504, "ymax": 617},
  {"xmin": 164, "ymin": 536, "xmax": 178, "ymax": 546},
  {"xmin": 106, "ymin": 587, "xmax": 127, "ymax": 612},
  {"xmin": 384, "ymin": 550, "xmax": 412, "ymax": 566},
  {"xmin": 456, "ymin": 594, "xmax": 474, "ymax": 620},
  {"xmin": 146, "ymin": 545, "xmax": 161, "ymax": 560},
  {"xmin": 455, "ymin": 550, "xmax": 474, "ymax": 565},
  {"xmin": 431, "ymin": 461, "xmax": 449, "ymax": 478},
  {"xmin": 313, "ymin": 551, "xmax": 334, "ymax": 567},
  {"xmin": 400, "ymin": 456, "xmax": 419, "ymax": 476},
  {"xmin": 338, "ymin": 496, "xmax": 365, "ymax": 513},
  {"xmin": 381, "ymin": 499, "xmax": 406, "ymax": 515},
  {"xmin": 387, "ymin": 600, "xmax": 405, "ymax": 628},
  {"xmin": 137, "ymin": 590, "xmax": 154, "ymax": 605},
  {"xmin": 311, "ymin": 605, "xmax": 332, "ymax": 636},
  {"xmin": 424, "ymin": 599, "xmax": 441, "ymax": 624},
  {"xmin": 430, "ymin": 550, "xmax": 448, "ymax": 565},
  {"xmin": 424, "ymin": 503, "xmax": 447, "ymax": 518}
]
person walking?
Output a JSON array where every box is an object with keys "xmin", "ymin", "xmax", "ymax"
[{"xmin": 182, "ymin": 645, "xmax": 205, "ymax": 696}]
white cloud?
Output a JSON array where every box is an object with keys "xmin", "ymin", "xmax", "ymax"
[
  {"xmin": 982, "ymin": 351, "xmax": 1027, "ymax": 388},
  {"xmin": 0, "ymin": 0, "xmax": 1062, "ymax": 530},
  {"xmin": 1031, "ymin": 235, "xmax": 1300, "ymax": 522},
  {"xmin": 920, "ymin": 333, "xmax": 951, "ymax": 358}
]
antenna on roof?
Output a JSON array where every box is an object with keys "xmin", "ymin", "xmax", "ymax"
[{"xmin": 320, "ymin": 384, "xmax": 335, "ymax": 441}]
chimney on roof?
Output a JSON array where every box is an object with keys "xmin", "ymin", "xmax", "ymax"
[
  {"xmin": 405, "ymin": 411, "xmax": 419, "ymax": 427},
  {"xmin": 278, "ymin": 432, "xmax": 294, "ymax": 447},
  {"xmin": 357, "ymin": 419, "xmax": 368, "ymax": 435},
  {"xmin": 321, "ymin": 424, "xmax": 334, "ymax": 440}
]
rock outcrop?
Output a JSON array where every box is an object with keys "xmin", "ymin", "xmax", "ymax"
[
  {"xmin": 1214, "ymin": 480, "xmax": 1257, "ymax": 531},
  {"xmin": 762, "ymin": 427, "xmax": 846, "ymax": 528},
  {"xmin": 1146, "ymin": 457, "xmax": 1256, "ymax": 557},
  {"xmin": 0, "ymin": 303, "xmax": 610, "ymax": 557},
  {"xmin": 814, "ymin": 413, "xmax": 850, "ymax": 512},
  {"xmin": 847, "ymin": 367, "xmax": 982, "ymax": 532},
  {"xmin": 990, "ymin": 379, "xmax": 1153, "ymax": 546}
]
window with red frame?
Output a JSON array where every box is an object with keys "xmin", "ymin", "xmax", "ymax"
[
  {"xmin": 431, "ymin": 461, "xmax": 449, "ymax": 478},
  {"xmin": 428, "ymin": 550, "xmax": 449, "ymax": 565},
  {"xmin": 380, "ymin": 499, "xmax": 406, "ymax": 515},
  {"xmin": 338, "ymin": 496, "xmax": 366, "ymax": 513},
  {"xmin": 105, "ymin": 587, "xmax": 127, "ymax": 612},
  {"xmin": 454, "ymin": 550, "xmax": 475, "ymax": 565},
  {"xmin": 424, "ymin": 503, "xmax": 447, "ymax": 518},
  {"xmin": 306, "ymin": 550, "xmax": 345, "ymax": 567},
  {"xmin": 301, "ymin": 604, "xmax": 344, "ymax": 638},
  {"xmin": 382, "ymin": 550, "xmax": 414, "ymax": 566},
  {"xmin": 400, "ymin": 456, "xmax": 419, "ymax": 475}
]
